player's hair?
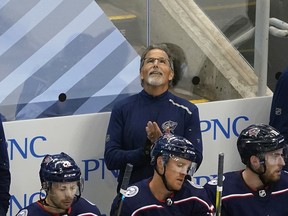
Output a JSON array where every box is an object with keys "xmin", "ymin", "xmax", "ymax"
[{"xmin": 140, "ymin": 43, "xmax": 174, "ymax": 72}]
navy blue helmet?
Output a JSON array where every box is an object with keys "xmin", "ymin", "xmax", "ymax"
[
  {"xmin": 237, "ymin": 124, "xmax": 286, "ymax": 165},
  {"xmin": 150, "ymin": 134, "xmax": 196, "ymax": 165},
  {"xmin": 39, "ymin": 152, "xmax": 81, "ymax": 184}
]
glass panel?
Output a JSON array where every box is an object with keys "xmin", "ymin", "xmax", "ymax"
[
  {"xmin": 194, "ymin": 0, "xmax": 255, "ymax": 67},
  {"xmin": 1, "ymin": 0, "xmax": 287, "ymax": 121},
  {"xmin": 0, "ymin": 0, "xmax": 142, "ymax": 121},
  {"xmin": 194, "ymin": 0, "xmax": 288, "ymax": 93}
]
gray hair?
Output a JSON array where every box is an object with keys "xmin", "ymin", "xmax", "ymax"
[{"xmin": 139, "ymin": 43, "xmax": 174, "ymax": 72}]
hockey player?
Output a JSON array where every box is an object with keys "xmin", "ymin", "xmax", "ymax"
[
  {"xmin": 16, "ymin": 152, "xmax": 103, "ymax": 216},
  {"xmin": 105, "ymin": 43, "xmax": 203, "ymax": 192},
  {"xmin": 110, "ymin": 134, "xmax": 214, "ymax": 216},
  {"xmin": 204, "ymin": 124, "xmax": 288, "ymax": 216}
]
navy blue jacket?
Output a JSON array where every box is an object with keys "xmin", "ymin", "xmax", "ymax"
[
  {"xmin": 269, "ymin": 67, "xmax": 288, "ymax": 170},
  {"xmin": 0, "ymin": 117, "xmax": 10, "ymax": 215},
  {"xmin": 16, "ymin": 197, "xmax": 102, "ymax": 215},
  {"xmin": 270, "ymin": 67, "xmax": 288, "ymax": 141},
  {"xmin": 111, "ymin": 178, "xmax": 214, "ymax": 216},
  {"xmin": 204, "ymin": 170, "xmax": 288, "ymax": 216},
  {"xmin": 104, "ymin": 90, "xmax": 203, "ymax": 192}
]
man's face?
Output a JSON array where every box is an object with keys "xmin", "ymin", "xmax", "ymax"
[
  {"xmin": 164, "ymin": 155, "xmax": 192, "ymax": 191},
  {"xmin": 140, "ymin": 49, "xmax": 174, "ymax": 87},
  {"xmin": 46, "ymin": 181, "xmax": 78, "ymax": 212},
  {"xmin": 262, "ymin": 148, "xmax": 285, "ymax": 183}
]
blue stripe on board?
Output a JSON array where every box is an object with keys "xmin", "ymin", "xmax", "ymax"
[
  {"xmin": 3, "ymin": 14, "xmax": 116, "ymax": 106},
  {"xmin": 0, "ymin": 0, "xmax": 142, "ymax": 121},
  {"xmin": 0, "ymin": 1, "xmax": 102, "ymax": 103},
  {"xmin": 0, "ymin": 0, "xmax": 9, "ymax": 10},
  {"xmin": 16, "ymin": 41, "xmax": 140, "ymax": 119},
  {"xmin": 66, "ymin": 41, "xmax": 139, "ymax": 97},
  {"xmin": 29, "ymin": 29, "xmax": 126, "ymax": 103},
  {"xmin": 0, "ymin": 0, "xmax": 39, "ymax": 36},
  {"xmin": 15, "ymin": 93, "xmax": 135, "ymax": 120},
  {"xmin": 76, "ymin": 76, "xmax": 141, "ymax": 114},
  {"xmin": 0, "ymin": 0, "xmax": 97, "ymax": 81},
  {"xmin": 0, "ymin": 0, "xmax": 63, "ymax": 56},
  {"xmin": 91, "ymin": 56, "xmax": 140, "ymax": 97},
  {"xmin": 74, "ymin": 56, "xmax": 141, "ymax": 114}
]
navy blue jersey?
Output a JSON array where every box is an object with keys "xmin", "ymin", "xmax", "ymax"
[
  {"xmin": 16, "ymin": 197, "xmax": 102, "ymax": 216},
  {"xmin": 204, "ymin": 170, "xmax": 288, "ymax": 216},
  {"xmin": 269, "ymin": 67, "xmax": 288, "ymax": 170},
  {"xmin": 105, "ymin": 90, "xmax": 203, "ymax": 191},
  {"xmin": 111, "ymin": 178, "xmax": 214, "ymax": 216},
  {"xmin": 270, "ymin": 67, "xmax": 288, "ymax": 141},
  {"xmin": 0, "ymin": 116, "xmax": 10, "ymax": 215}
]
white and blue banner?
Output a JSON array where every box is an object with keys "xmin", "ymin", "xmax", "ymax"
[
  {"xmin": 6, "ymin": 96, "xmax": 272, "ymax": 215},
  {"xmin": 0, "ymin": 0, "xmax": 141, "ymax": 121}
]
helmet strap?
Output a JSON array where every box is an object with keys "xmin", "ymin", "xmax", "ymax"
[
  {"xmin": 39, "ymin": 198, "xmax": 70, "ymax": 214},
  {"xmin": 155, "ymin": 162, "xmax": 174, "ymax": 192},
  {"xmin": 39, "ymin": 187, "xmax": 48, "ymax": 204},
  {"xmin": 248, "ymin": 157, "xmax": 268, "ymax": 186},
  {"xmin": 75, "ymin": 181, "xmax": 82, "ymax": 201},
  {"xmin": 39, "ymin": 181, "xmax": 81, "ymax": 210}
]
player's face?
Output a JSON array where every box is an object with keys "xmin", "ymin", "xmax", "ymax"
[
  {"xmin": 140, "ymin": 49, "xmax": 174, "ymax": 87},
  {"xmin": 46, "ymin": 181, "xmax": 78, "ymax": 213},
  {"xmin": 165, "ymin": 155, "xmax": 192, "ymax": 191},
  {"xmin": 263, "ymin": 148, "xmax": 285, "ymax": 182}
]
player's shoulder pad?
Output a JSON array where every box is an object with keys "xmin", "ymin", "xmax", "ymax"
[
  {"xmin": 16, "ymin": 209, "xmax": 28, "ymax": 216},
  {"xmin": 124, "ymin": 185, "xmax": 139, "ymax": 197},
  {"xmin": 207, "ymin": 176, "xmax": 226, "ymax": 186}
]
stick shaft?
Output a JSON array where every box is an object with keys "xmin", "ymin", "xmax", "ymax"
[
  {"xmin": 215, "ymin": 153, "xmax": 224, "ymax": 216},
  {"xmin": 117, "ymin": 163, "xmax": 133, "ymax": 216}
]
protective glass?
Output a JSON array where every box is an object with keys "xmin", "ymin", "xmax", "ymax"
[
  {"xmin": 168, "ymin": 155, "xmax": 197, "ymax": 176},
  {"xmin": 265, "ymin": 149, "xmax": 286, "ymax": 165}
]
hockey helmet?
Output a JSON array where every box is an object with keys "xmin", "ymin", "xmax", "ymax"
[
  {"xmin": 39, "ymin": 152, "xmax": 81, "ymax": 184},
  {"xmin": 237, "ymin": 124, "xmax": 286, "ymax": 165},
  {"xmin": 150, "ymin": 134, "xmax": 196, "ymax": 165}
]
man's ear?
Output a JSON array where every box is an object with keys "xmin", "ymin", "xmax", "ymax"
[
  {"xmin": 168, "ymin": 70, "xmax": 174, "ymax": 81},
  {"xmin": 157, "ymin": 156, "xmax": 165, "ymax": 173},
  {"xmin": 140, "ymin": 69, "xmax": 144, "ymax": 80},
  {"xmin": 250, "ymin": 155, "xmax": 261, "ymax": 169}
]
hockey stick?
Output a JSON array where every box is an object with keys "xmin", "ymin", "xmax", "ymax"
[
  {"xmin": 116, "ymin": 163, "xmax": 133, "ymax": 216},
  {"xmin": 215, "ymin": 152, "xmax": 224, "ymax": 216}
]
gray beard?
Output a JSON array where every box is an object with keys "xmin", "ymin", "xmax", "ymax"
[{"xmin": 147, "ymin": 76, "xmax": 163, "ymax": 86}]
